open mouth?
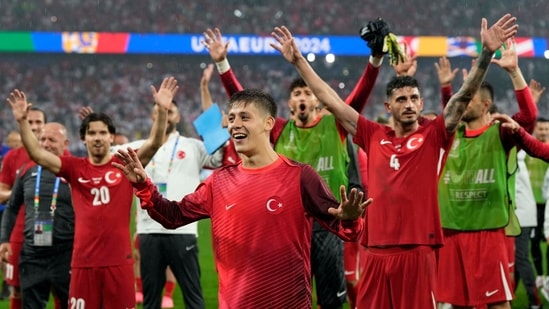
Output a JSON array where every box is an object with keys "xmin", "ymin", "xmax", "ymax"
[
  {"xmin": 299, "ymin": 104, "xmax": 306, "ymax": 111},
  {"xmin": 232, "ymin": 133, "xmax": 247, "ymax": 140}
]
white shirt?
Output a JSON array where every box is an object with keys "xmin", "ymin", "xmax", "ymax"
[
  {"xmin": 113, "ymin": 131, "xmax": 223, "ymax": 235},
  {"xmin": 515, "ymin": 150, "xmax": 537, "ymax": 227}
]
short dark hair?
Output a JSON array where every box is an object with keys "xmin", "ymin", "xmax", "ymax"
[
  {"xmin": 229, "ymin": 89, "xmax": 277, "ymax": 118},
  {"xmin": 79, "ymin": 112, "xmax": 116, "ymax": 140},
  {"xmin": 479, "ymin": 81, "xmax": 494, "ymax": 102},
  {"xmin": 386, "ymin": 76, "xmax": 421, "ymax": 98},
  {"xmin": 288, "ymin": 77, "xmax": 308, "ymax": 95},
  {"xmin": 29, "ymin": 106, "xmax": 47, "ymax": 123}
]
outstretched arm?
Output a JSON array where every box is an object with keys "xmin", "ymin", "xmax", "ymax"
[
  {"xmin": 328, "ymin": 185, "xmax": 372, "ymax": 220},
  {"xmin": 491, "ymin": 37, "xmax": 537, "ymax": 131},
  {"xmin": 200, "ymin": 63, "xmax": 215, "ymax": 111},
  {"xmin": 203, "ymin": 27, "xmax": 244, "ymax": 96},
  {"xmin": 443, "ymin": 14, "xmax": 518, "ymax": 133},
  {"xmin": 7, "ymin": 90, "xmax": 61, "ymax": 173},
  {"xmin": 271, "ymin": 26, "xmax": 359, "ymax": 135},
  {"xmin": 492, "ymin": 113, "xmax": 549, "ymax": 161},
  {"xmin": 136, "ymin": 77, "xmax": 178, "ymax": 167}
]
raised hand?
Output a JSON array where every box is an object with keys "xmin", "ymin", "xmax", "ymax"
[
  {"xmin": 480, "ymin": 14, "xmax": 518, "ymax": 53},
  {"xmin": 78, "ymin": 106, "xmax": 94, "ymax": 120},
  {"xmin": 113, "ymin": 147, "xmax": 148, "ymax": 183},
  {"xmin": 392, "ymin": 43, "xmax": 417, "ymax": 77},
  {"xmin": 203, "ymin": 28, "xmax": 229, "ymax": 62},
  {"xmin": 202, "ymin": 63, "xmax": 214, "ymax": 84},
  {"xmin": 491, "ymin": 38, "xmax": 518, "ymax": 72},
  {"xmin": 6, "ymin": 89, "xmax": 31, "ymax": 122},
  {"xmin": 270, "ymin": 26, "xmax": 303, "ymax": 64},
  {"xmin": 529, "ymin": 79, "xmax": 546, "ymax": 105},
  {"xmin": 434, "ymin": 57, "xmax": 459, "ymax": 86},
  {"xmin": 151, "ymin": 76, "xmax": 178, "ymax": 111},
  {"xmin": 328, "ymin": 185, "xmax": 372, "ymax": 220}
]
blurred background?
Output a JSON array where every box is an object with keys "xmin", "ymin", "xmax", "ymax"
[{"xmin": 0, "ymin": 0, "xmax": 548, "ymax": 155}]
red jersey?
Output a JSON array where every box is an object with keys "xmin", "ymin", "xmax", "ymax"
[
  {"xmin": 135, "ymin": 155, "xmax": 362, "ymax": 309},
  {"xmin": 354, "ymin": 115, "xmax": 453, "ymax": 247},
  {"xmin": 58, "ymin": 156, "xmax": 133, "ymax": 267},
  {"xmin": 0, "ymin": 147, "xmax": 30, "ymax": 244}
]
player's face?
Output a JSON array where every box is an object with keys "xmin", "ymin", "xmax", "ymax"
[
  {"xmin": 227, "ymin": 102, "xmax": 271, "ymax": 156},
  {"xmin": 152, "ymin": 102, "xmax": 180, "ymax": 134},
  {"xmin": 288, "ymin": 86, "xmax": 319, "ymax": 126},
  {"xmin": 534, "ymin": 121, "xmax": 549, "ymax": 142},
  {"xmin": 39, "ymin": 125, "xmax": 67, "ymax": 156},
  {"xmin": 83, "ymin": 121, "xmax": 114, "ymax": 160},
  {"xmin": 385, "ymin": 86, "xmax": 423, "ymax": 126},
  {"xmin": 461, "ymin": 92, "xmax": 486, "ymax": 123},
  {"xmin": 27, "ymin": 110, "xmax": 46, "ymax": 138}
]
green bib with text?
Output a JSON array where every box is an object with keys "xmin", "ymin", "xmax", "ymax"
[
  {"xmin": 275, "ymin": 115, "xmax": 349, "ymax": 200},
  {"xmin": 439, "ymin": 123, "xmax": 516, "ymax": 231}
]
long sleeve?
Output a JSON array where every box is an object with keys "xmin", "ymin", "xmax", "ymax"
[
  {"xmin": 516, "ymin": 127, "xmax": 549, "ymax": 162},
  {"xmin": 134, "ymin": 177, "xmax": 210, "ymax": 229},
  {"xmin": 220, "ymin": 69, "xmax": 244, "ymax": 98},
  {"xmin": 441, "ymin": 85, "xmax": 453, "ymax": 108},
  {"xmin": 299, "ymin": 164, "xmax": 363, "ymax": 241},
  {"xmin": 345, "ymin": 59, "xmax": 380, "ymax": 113},
  {"xmin": 511, "ymin": 87, "xmax": 537, "ymax": 133}
]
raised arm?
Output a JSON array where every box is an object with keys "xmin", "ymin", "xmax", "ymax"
[
  {"xmin": 203, "ymin": 27, "xmax": 244, "ymax": 97},
  {"xmin": 529, "ymin": 79, "xmax": 546, "ymax": 105},
  {"xmin": 7, "ymin": 90, "xmax": 61, "ymax": 173},
  {"xmin": 271, "ymin": 26, "xmax": 359, "ymax": 135},
  {"xmin": 135, "ymin": 77, "xmax": 178, "ymax": 167},
  {"xmin": 435, "ymin": 56, "xmax": 459, "ymax": 107},
  {"xmin": 443, "ymin": 14, "xmax": 518, "ymax": 133},
  {"xmin": 200, "ymin": 63, "xmax": 215, "ymax": 111},
  {"xmin": 491, "ymin": 37, "xmax": 537, "ymax": 131}
]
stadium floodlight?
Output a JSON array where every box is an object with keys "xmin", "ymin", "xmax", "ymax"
[
  {"xmin": 325, "ymin": 53, "xmax": 335, "ymax": 63},
  {"xmin": 545, "ymin": 50, "xmax": 549, "ymax": 59},
  {"xmin": 306, "ymin": 53, "xmax": 316, "ymax": 62}
]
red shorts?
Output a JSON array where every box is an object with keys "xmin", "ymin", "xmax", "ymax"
[
  {"xmin": 5, "ymin": 241, "xmax": 22, "ymax": 286},
  {"xmin": 69, "ymin": 264, "xmax": 135, "ymax": 308},
  {"xmin": 356, "ymin": 245, "xmax": 437, "ymax": 309},
  {"xmin": 505, "ymin": 236, "xmax": 515, "ymax": 275},
  {"xmin": 437, "ymin": 229, "xmax": 513, "ymax": 306},
  {"xmin": 343, "ymin": 241, "xmax": 366, "ymax": 282}
]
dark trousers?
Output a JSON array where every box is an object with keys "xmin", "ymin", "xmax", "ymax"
[
  {"xmin": 311, "ymin": 223, "xmax": 346, "ymax": 308},
  {"xmin": 19, "ymin": 248, "xmax": 71, "ymax": 309},
  {"xmin": 515, "ymin": 227, "xmax": 542, "ymax": 306},
  {"xmin": 139, "ymin": 234, "xmax": 205, "ymax": 309},
  {"xmin": 531, "ymin": 203, "xmax": 549, "ymax": 275}
]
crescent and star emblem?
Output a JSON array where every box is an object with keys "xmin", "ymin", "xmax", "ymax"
[
  {"xmin": 105, "ymin": 171, "xmax": 121, "ymax": 185},
  {"xmin": 406, "ymin": 134, "xmax": 425, "ymax": 150},
  {"xmin": 266, "ymin": 197, "xmax": 284, "ymax": 214}
]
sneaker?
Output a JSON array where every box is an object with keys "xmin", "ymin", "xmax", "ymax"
[
  {"xmin": 537, "ymin": 276, "xmax": 545, "ymax": 288},
  {"xmin": 542, "ymin": 278, "xmax": 549, "ymax": 301},
  {"xmin": 161, "ymin": 296, "xmax": 174, "ymax": 308},
  {"xmin": 135, "ymin": 291, "xmax": 143, "ymax": 304}
]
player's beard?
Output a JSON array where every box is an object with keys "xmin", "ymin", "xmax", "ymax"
[{"xmin": 166, "ymin": 121, "xmax": 177, "ymax": 134}]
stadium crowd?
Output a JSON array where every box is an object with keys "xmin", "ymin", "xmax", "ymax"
[
  {"xmin": 0, "ymin": 0, "xmax": 547, "ymax": 37},
  {"xmin": 0, "ymin": 53, "xmax": 548, "ymax": 155}
]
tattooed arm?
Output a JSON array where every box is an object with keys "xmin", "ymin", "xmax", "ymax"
[{"xmin": 443, "ymin": 14, "xmax": 518, "ymax": 133}]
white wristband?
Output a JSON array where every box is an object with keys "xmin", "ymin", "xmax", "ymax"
[
  {"xmin": 369, "ymin": 55, "xmax": 383, "ymax": 68},
  {"xmin": 215, "ymin": 58, "xmax": 231, "ymax": 74}
]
